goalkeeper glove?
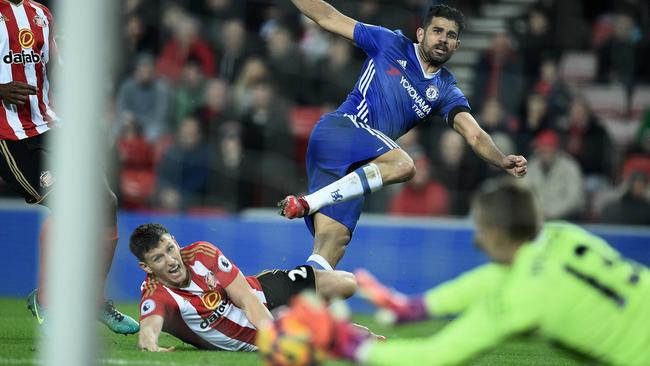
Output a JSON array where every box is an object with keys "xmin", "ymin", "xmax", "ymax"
[{"xmin": 355, "ymin": 268, "xmax": 429, "ymax": 324}]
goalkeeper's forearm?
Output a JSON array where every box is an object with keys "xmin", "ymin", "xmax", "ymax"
[{"xmin": 289, "ymin": 0, "xmax": 338, "ymax": 25}]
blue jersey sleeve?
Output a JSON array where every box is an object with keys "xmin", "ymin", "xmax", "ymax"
[
  {"xmin": 439, "ymin": 86, "xmax": 471, "ymax": 126},
  {"xmin": 353, "ymin": 22, "xmax": 400, "ymax": 57}
]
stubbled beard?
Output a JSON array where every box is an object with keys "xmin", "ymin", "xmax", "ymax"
[
  {"xmin": 421, "ymin": 35, "xmax": 453, "ymax": 67},
  {"xmin": 423, "ymin": 46, "xmax": 452, "ymax": 67}
]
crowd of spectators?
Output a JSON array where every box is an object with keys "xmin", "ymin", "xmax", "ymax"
[{"xmin": 1, "ymin": 0, "xmax": 649, "ymax": 225}]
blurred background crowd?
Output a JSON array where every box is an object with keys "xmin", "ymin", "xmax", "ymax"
[{"xmin": 2, "ymin": 0, "xmax": 649, "ymax": 225}]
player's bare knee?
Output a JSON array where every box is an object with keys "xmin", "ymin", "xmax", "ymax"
[
  {"xmin": 375, "ymin": 149, "xmax": 414, "ymax": 183},
  {"xmin": 394, "ymin": 158, "xmax": 416, "ymax": 182},
  {"xmin": 337, "ymin": 231, "xmax": 352, "ymax": 247},
  {"xmin": 316, "ymin": 270, "xmax": 357, "ymax": 299},
  {"xmin": 338, "ymin": 271, "xmax": 357, "ymax": 298},
  {"xmin": 405, "ymin": 159, "xmax": 416, "ymax": 181}
]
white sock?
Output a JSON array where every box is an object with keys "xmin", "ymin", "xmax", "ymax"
[
  {"xmin": 306, "ymin": 254, "xmax": 334, "ymax": 271},
  {"xmin": 304, "ymin": 163, "xmax": 383, "ymax": 214}
]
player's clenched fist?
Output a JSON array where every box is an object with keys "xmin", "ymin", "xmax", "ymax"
[
  {"xmin": 0, "ymin": 81, "xmax": 37, "ymax": 105},
  {"xmin": 502, "ymin": 155, "xmax": 528, "ymax": 178}
]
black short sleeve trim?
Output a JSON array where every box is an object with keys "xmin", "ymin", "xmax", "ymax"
[{"xmin": 446, "ymin": 106, "xmax": 471, "ymax": 128}]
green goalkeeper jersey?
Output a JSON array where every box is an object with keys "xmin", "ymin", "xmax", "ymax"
[{"xmin": 365, "ymin": 222, "xmax": 650, "ymax": 366}]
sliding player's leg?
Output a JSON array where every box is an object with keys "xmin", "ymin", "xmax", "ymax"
[
  {"xmin": 257, "ymin": 265, "xmax": 356, "ymax": 310},
  {"xmin": 313, "ymin": 267, "xmax": 356, "ymax": 299}
]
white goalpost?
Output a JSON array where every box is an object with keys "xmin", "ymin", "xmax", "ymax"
[{"xmin": 41, "ymin": 0, "xmax": 117, "ymax": 365}]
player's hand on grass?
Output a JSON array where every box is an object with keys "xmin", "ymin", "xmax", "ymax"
[
  {"xmin": 502, "ymin": 155, "xmax": 527, "ymax": 178},
  {"xmin": 141, "ymin": 345, "xmax": 175, "ymax": 352},
  {"xmin": 0, "ymin": 81, "xmax": 37, "ymax": 105},
  {"xmin": 355, "ymin": 268, "xmax": 429, "ymax": 325}
]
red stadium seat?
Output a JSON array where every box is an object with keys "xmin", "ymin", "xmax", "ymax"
[
  {"xmin": 120, "ymin": 169, "xmax": 156, "ymax": 210},
  {"xmin": 289, "ymin": 106, "xmax": 324, "ymax": 138},
  {"xmin": 591, "ymin": 16, "xmax": 615, "ymax": 47},
  {"xmin": 289, "ymin": 106, "xmax": 324, "ymax": 163},
  {"xmin": 621, "ymin": 155, "xmax": 650, "ymax": 182},
  {"xmin": 153, "ymin": 134, "xmax": 174, "ymax": 166},
  {"xmin": 116, "ymin": 136, "xmax": 154, "ymax": 169}
]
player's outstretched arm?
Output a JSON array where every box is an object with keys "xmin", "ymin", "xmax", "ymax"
[
  {"xmin": 452, "ymin": 112, "xmax": 527, "ymax": 178},
  {"xmin": 359, "ymin": 277, "xmax": 542, "ymax": 366},
  {"xmin": 356, "ymin": 264, "xmax": 509, "ymax": 325},
  {"xmin": 289, "ymin": 0, "xmax": 357, "ymax": 41},
  {"xmin": 226, "ymin": 272, "xmax": 273, "ymax": 329},
  {"xmin": 138, "ymin": 315, "xmax": 175, "ymax": 352}
]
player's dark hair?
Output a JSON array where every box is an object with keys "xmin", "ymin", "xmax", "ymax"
[
  {"xmin": 472, "ymin": 178, "xmax": 541, "ymax": 243},
  {"xmin": 423, "ymin": 4, "xmax": 466, "ymax": 35},
  {"xmin": 129, "ymin": 223, "xmax": 170, "ymax": 261}
]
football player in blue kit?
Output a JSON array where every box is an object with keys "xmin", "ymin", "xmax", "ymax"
[{"xmin": 278, "ymin": 2, "xmax": 528, "ymax": 271}]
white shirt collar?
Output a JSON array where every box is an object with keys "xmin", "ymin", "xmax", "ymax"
[{"xmin": 413, "ymin": 43, "xmax": 440, "ymax": 79}]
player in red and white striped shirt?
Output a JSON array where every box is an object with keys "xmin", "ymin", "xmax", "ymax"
[
  {"xmin": 129, "ymin": 223, "xmax": 357, "ymax": 352},
  {"xmin": 0, "ymin": 0, "xmax": 138, "ymax": 334},
  {"xmin": 0, "ymin": 0, "xmax": 56, "ymax": 140}
]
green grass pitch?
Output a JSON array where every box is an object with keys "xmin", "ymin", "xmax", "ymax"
[{"xmin": 0, "ymin": 297, "xmax": 584, "ymax": 365}]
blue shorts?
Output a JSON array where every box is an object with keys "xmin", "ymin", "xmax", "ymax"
[{"xmin": 304, "ymin": 113, "xmax": 399, "ymax": 235}]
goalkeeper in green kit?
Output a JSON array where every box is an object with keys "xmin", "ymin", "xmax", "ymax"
[{"xmin": 286, "ymin": 178, "xmax": 650, "ymax": 365}]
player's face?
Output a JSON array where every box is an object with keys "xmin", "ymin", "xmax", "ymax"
[
  {"xmin": 140, "ymin": 234, "xmax": 189, "ymax": 287},
  {"xmin": 417, "ymin": 17, "xmax": 461, "ymax": 67}
]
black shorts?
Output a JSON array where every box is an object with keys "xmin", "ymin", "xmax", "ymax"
[
  {"xmin": 257, "ymin": 265, "xmax": 316, "ymax": 310},
  {"xmin": 0, "ymin": 132, "xmax": 52, "ymax": 204}
]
